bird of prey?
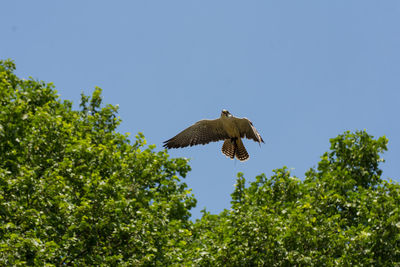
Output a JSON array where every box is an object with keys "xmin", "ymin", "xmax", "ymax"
[{"xmin": 163, "ymin": 110, "xmax": 264, "ymax": 161}]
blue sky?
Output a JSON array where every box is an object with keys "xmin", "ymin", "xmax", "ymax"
[{"xmin": 2, "ymin": 1, "xmax": 400, "ymax": 219}]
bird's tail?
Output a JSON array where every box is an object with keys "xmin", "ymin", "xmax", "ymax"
[
  {"xmin": 222, "ymin": 138, "xmax": 249, "ymax": 162},
  {"xmin": 235, "ymin": 138, "xmax": 249, "ymax": 161},
  {"xmin": 222, "ymin": 139, "xmax": 235, "ymax": 160}
]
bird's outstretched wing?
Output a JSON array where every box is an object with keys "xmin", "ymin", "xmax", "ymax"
[
  {"xmin": 235, "ymin": 118, "xmax": 264, "ymax": 144},
  {"xmin": 163, "ymin": 119, "xmax": 230, "ymax": 148}
]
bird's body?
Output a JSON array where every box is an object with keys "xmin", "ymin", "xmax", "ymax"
[
  {"xmin": 163, "ymin": 110, "xmax": 264, "ymax": 161},
  {"xmin": 220, "ymin": 114, "xmax": 240, "ymax": 137}
]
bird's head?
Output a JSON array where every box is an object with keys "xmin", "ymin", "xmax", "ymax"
[{"xmin": 221, "ymin": 109, "xmax": 233, "ymax": 118}]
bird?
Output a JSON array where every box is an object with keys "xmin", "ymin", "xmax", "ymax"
[{"xmin": 163, "ymin": 110, "xmax": 264, "ymax": 161}]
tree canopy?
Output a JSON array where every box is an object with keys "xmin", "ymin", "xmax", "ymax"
[
  {"xmin": 0, "ymin": 59, "xmax": 399, "ymax": 266},
  {"xmin": 192, "ymin": 131, "xmax": 399, "ymax": 266},
  {"xmin": 0, "ymin": 60, "xmax": 195, "ymax": 265}
]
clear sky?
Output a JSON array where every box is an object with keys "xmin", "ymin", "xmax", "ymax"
[{"xmin": 2, "ymin": 1, "xmax": 400, "ymax": 219}]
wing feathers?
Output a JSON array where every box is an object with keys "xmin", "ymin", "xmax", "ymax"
[
  {"xmin": 235, "ymin": 118, "xmax": 264, "ymax": 144},
  {"xmin": 163, "ymin": 119, "xmax": 229, "ymax": 149}
]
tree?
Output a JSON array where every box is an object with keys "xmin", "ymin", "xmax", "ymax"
[
  {"xmin": 0, "ymin": 59, "xmax": 196, "ymax": 266},
  {"xmin": 1, "ymin": 59, "xmax": 399, "ymax": 266},
  {"xmin": 189, "ymin": 131, "xmax": 400, "ymax": 266}
]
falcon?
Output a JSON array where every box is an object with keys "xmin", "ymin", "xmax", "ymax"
[{"xmin": 163, "ymin": 110, "xmax": 264, "ymax": 161}]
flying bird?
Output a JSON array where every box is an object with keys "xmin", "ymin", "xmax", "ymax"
[{"xmin": 163, "ymin": 110, "xmax": 264, "ymax": 161}]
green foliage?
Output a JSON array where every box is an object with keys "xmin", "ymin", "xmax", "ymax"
[
  {"xmin": 0, "ymin": 59, "xmax": 196, "ymax": 266},
  {"xmin": 1, "ymin": 59, "xmax": 399, "ymax": 266},
  {"xmin": 191, "ymin": 131, "xmax": 400, "ymax": 266}
]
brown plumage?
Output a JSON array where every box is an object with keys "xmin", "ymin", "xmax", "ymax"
[
  {"xmin": 221, "ymin": 138, "xmax": 250, "ymax": 161},
  {"xmin": 163, "ymin": 110, "xmax": 264, "ymax": 161}
]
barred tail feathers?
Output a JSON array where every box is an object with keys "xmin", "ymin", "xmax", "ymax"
[
  {"xmin": 235, "ymin": 138, "xmax": 249, "ymax": 161},
  {"xmin": 222, "ymin": 139, "xmax": 235, "ymax": 159},
  {"xmin": 221, "ymin": 138, "xmax": 249, "ymax": 162}
]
